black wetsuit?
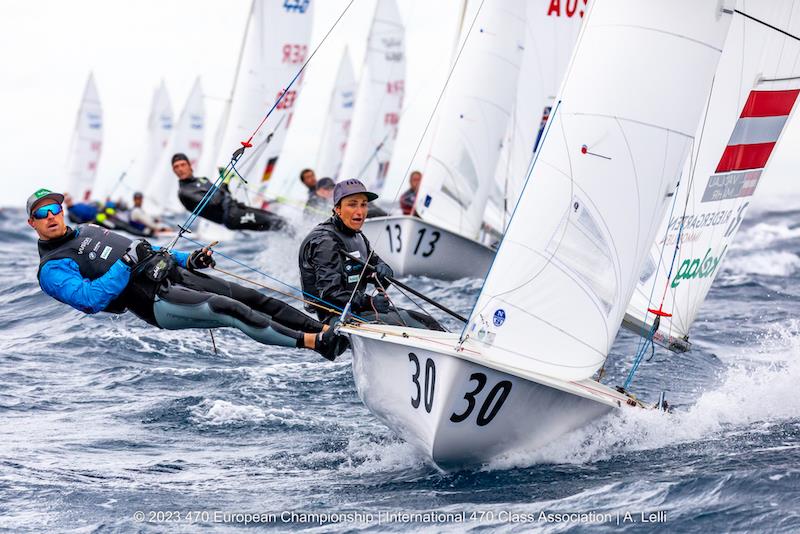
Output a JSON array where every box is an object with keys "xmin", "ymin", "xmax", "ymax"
[
  {"xmin": 177, "ymin": 176, "xmax": 288, "ymax": 232},
  {"xmin": 38, "ymin": 225, "xmax": 322, "ymax": 348}
]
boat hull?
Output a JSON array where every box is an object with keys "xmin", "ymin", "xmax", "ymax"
[
  {"xmin": 361, "ymin": 215, "xmax": 495, "ymax": 280},
  {"xmin": 346, "ymin": 325, "xmax": 622, "ymax": 468}
]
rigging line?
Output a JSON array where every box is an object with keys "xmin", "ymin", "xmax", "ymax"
[
  {"xmin": 384, "ymin": 0, "xmax": 488, "ymax": 211},
  {"xmin": 734, "ymin": 9, "xmax": 800, "ymax": 43},
  {"xmin": 178, "ymin": 235, "xmax": 368, "ymax": 323},
  {"xmin": 167, "ymin": 1, "xmax": 356, "ymax": 250}
]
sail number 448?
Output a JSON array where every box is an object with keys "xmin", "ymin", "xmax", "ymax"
[{"xmin": 408, "ymin": 353, "xmax": 512, "ymax": 426}]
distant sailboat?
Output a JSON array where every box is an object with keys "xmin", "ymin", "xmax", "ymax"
[
  {"xmin": 337, "ymin": 0, "xmax": 405, "ymax": 195},
  {"xmin": 123, "ymin": 80, "xmax": 174, "ymax": 199},
  {"xmin": 343, "ymin": 0, "xmax": 733, "ymax": 467},
  {"xmin": 315, "ymin": 48, "xmax": 357, "ymax": 181},
  {"xmin": 486, "ymin": 0, "xmax": 587, "ymax": 235},
  {"xmin": 65, "ymin": 73, "xmax": 103, "ymax": 202},
  {"xmin": 361, "ymin": 0, "xmax": 582, "ymax": 280},
  {"xmin": 624, "ymin": 1, "xmax": 800, "ymax": 353},
  {"xmin": 213, "ymin": 0, "xmax": 315, "ymax": 213},
  {"xmin": 144, "ymin": 77, "xmax": 204, "ymax": 216}
]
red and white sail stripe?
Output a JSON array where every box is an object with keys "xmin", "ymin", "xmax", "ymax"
[{"xmin": 716, "ymin": 89, "xmax": 799, "ymax": 172}]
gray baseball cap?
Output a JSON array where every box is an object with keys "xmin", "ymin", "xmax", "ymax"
[
  {"xmin": 333, "ymin": 179, "xmax": 378, "ymax": 205},
  {"xmin": 26, "ymin": 188, "xmax": 65, "ymax": 216}
]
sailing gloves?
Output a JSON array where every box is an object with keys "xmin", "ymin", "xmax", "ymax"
[
  {"xmin": 188, "ymin": 248, "xmax": 216, "ymax": 271},
  {"xmin": 373, "ymin": 263, "xmax": 393, "ymax": 282},
  {"xmin": 369, "ymin": 293, "xmax": 391, "ymax": 314},
  {"xmin": 122, "ymin": 239, "xmax": 153, "ymax": 268}
]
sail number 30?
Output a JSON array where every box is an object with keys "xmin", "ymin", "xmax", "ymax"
[{"xmin": 408, "ymin": 353, "xmax": 512, "ymax": 427}]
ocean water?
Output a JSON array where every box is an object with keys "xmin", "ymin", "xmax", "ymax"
[{"xmin": 1, "ymin": 207, "xmax": 798, "ymax": 533}]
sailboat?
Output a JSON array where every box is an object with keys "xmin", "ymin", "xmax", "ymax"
[
  {"xmin": 315, "ymin": 48, "xmax": 357, "ymax": 182},
  {"xmin": 486, "ymin": 0, "xmax": 587, "ymax": 237},
  {"xmin": 624, "ymin": 2, "xmax": 800, "ymax": 353},
  {"xmin": 65, "ymin": 73, "xmax": 103, "ymax": 202},
  {"xmin": 123, "ymin": 80, "xmax": 174, "ymax": 199},
  {"xmin": 144, "ymin": 77, "xmax": 205, "ymax": 216},
  {"xmin": 360, "ymin": 0, "xmax": 581, "ymax": 280},
  {"xmin": 336, "ymin": 0, "xmax": 405, "ymax": 197},
  {"xmin": 211, "ymin": 0, "xmax": 315, "ymax": 215},
  {"xmin": 341, "ymin": 0, "xmax": 733, "ymax": 467}
]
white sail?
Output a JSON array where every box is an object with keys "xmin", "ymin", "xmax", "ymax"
[
  {"xmin": 65, "ymin": 73, "xmax": 103, "ymax": 202},
  {"xmin": 121, "ymin": 80, "xmax": 174, "ymax": 198},
  {"xmin": 414, "ymin": 0, "xmax": 526, "ymax": 240},
  {"xmin": 626, "ymin": 2, "xmax": 800, "ymax": 346},
  {"xmin": 464, "ymin": 0, "xmax": 733, "ymax": 382},
  {"xmin": 144, "ymin": 77, "xmax": 205, "ymax": 215},
  {"xmin": 315, "ymin": 48, "xmax": 357, "ymax": 180},
  {"xmin": 488, "ymin": 0, "xmax": 586, "ymax": 233},
  {"xmin": 337, "ymin": 0, "xmax": 405, "ymax": 195},
  {"xmin": 213, "ymin": 0, "xmax": 314, "ymax": 205}
]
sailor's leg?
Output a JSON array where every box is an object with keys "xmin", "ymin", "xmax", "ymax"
[
  {"xmin": 174, "ymin": 270, "xmax": 324, "ymax": 332},
  {"xmin": 222, "ymin": 200, "xmax": 289, "ymax": 232},
  {"xmin": 153, "ymin": 284, "xmax": 302, "ymax": 348}
]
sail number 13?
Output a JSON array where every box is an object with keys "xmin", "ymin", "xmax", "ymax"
[
  {"xmin": 385, "ymin": 225, "xmax": 441, "ymax": 257},
  {"xmin": 408, "ymin": 353, "xmax": 512, "ymax": 427}
]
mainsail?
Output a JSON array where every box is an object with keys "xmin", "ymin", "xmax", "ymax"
[
  {"xmin": 337, "ymin": 0, "xmax": 405, "ymax": 195},
  {"xmin": 65, "ymin": 73, "xmax": 103, "ymax": 202},
  {"xmin": 315, "ymin": 48, "xmax": 357, "ymax": 181},
  {"xmin": 144, "ymin": 77, "xmax": 204, "ymax": 215},
  {"xmin": 119, "ymin": 80, "xmax": 173, "ymax": 198},
  {"xmin": 464, "ymin": 0, "xmax": 733, "ymax": 382},
  {"xmin": 625, "ymin": 2, "xmax": 800, "ymax": 348},
  {"xmin": 414, "ymin": 0, "xmax": 526, "ymax": 240},
  {"xmin": 487, "ymin": 0, "xmax": 587, "ymax": 233},
  {"xmin": 214, "ymin": 0, "xmax": 314, "ymax": 205}
]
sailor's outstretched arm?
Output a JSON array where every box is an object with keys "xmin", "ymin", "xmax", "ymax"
[{"xmin": 39, "ymin": 258, "xmax": 131, "ymax": 314}]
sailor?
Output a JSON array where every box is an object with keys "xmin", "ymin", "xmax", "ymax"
[
  {"xmin": 129, "ymin": 192, "xmax": 171, "ymax": 235},
  {"xmin": 28, "ymin": 188, "xmax": 347, "ymax": 360},
  {"xmin": 298, "ymin": 179, "xmax": 395, "ymax": 322},
  {"xmin": 173, "ymin": 153, "xmax": 289, "ymax": 232},
  {"xmin": 64, "ymin": 193, "xmax": 151, "ymax": 237},
  {"xmin": 303, "ymin": 177, "xmax": 335, "ymax": 218},
  {"xmin": 399, "ymin": 170, "xmax": 422, "ymax": 216},
  {"xmin": 299, "ymin": 168, "xmax": 318, "ymax": 202}
]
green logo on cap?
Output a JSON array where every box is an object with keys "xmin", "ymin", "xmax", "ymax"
[{"xmin": 34, "ymin": 188, "xmax": 52, "ymax": 199}]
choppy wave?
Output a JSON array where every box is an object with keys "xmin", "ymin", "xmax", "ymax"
[{"xmin": 2, "ymin": 207, "xmax": 800, "ymax": 533}]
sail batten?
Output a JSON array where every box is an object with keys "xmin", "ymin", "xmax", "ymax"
[{"xmin": 464, "ymin": 0, "xmax": 733, "ymax": 382}]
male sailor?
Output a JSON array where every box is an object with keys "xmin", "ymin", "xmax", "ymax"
[
  {"xmin": 299, "ymin": 168, "xmax": 318, "ymax": 203},
  {"xmin": 129, "ymin": 191, "xmax": 171, "ymax": 235},
  {"xmin": 303, "ymin": 177, "xmax": 335, "ymax": 218},
  {"xmin": 28, "ymin": 188, "xmax": 347, "ymax": 360},
  {"xmin": 64, "ymin": 193, "xmax": 151, "ymax": 237},
  {"xmin": 399, "ymin": 170, "xmax": 422, "ymax": 216},
  {"xmin": 173, "ymin": 153, "xmax": 288, "ymax": 232}
]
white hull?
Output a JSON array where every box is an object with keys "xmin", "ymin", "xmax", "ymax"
[
  {"xmin": 343, "ymin": 324, "xmax": 635, "ymax": 468},
  {"xmin": 361, "ymin": 215, "xmax": 495, "ymax": 280}
]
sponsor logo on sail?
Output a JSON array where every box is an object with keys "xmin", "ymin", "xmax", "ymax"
[
  {"xmin": 670, "ymin": 246, "xmax": 726, "ymax": 288},
  {"xmin": 493, "ymin": 309, "xmax": 506, "ymax": 327}
]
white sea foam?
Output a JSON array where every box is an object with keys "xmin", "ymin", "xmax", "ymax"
[
  {"xmin": 189, "ymin": 398, "xmax": 310, "ymax": 427},
  {"xmin": 731, "ymin": 221, "xmax": 800, "ymax": 251},
  {"xmin": 722, "ymin": 250, "xmax": 800, "ymax": 277},
  {"xmin": 490, "ymin": 325, "xmax": 800, "ymax": 469}
]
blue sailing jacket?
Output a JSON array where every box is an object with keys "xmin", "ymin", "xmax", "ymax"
[{"xmin": 38, "ymin": 225, "xmax": 189, "ymax": 314}]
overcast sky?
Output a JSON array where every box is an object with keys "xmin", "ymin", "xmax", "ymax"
[{"xmin": 0, "ymin": 0, "xmax": 796, "ymax": 210}]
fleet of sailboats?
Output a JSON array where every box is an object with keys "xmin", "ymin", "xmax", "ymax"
[{"xmin": 62, "ymin": 0, "xmax": 800, "ymax": 468}]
